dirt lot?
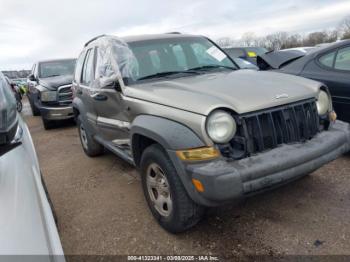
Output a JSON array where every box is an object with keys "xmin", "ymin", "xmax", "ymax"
[{"xmin": 22, "ymin": 100, "xmax": 350, "ymax": 257}]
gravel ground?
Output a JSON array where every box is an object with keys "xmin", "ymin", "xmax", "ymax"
[{"xmin": 22, "ymin": 99, "xmax": 350, "ymax": 258}]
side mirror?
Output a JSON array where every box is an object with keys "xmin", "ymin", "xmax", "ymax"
[
  {"xmin": 100, "ymin": 78, "xmax": 122, "ymax": 92},
  {"xmin": 28, "ymin": 74, "xmax": 36, "ymax": 82},
  {"xmin": 112, "ymin": 81, "xmax": 122, "ymax": 92}
]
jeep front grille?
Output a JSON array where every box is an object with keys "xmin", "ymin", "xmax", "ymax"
[
  {"xmin": 57, "ymin": 85, "xmax": 73, "ymax": 105},
  {"xmin": 222, "ymin": 99, "xmax": 320, "ymax": 160}
]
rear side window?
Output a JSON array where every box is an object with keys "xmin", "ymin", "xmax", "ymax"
[
  {"xmin": 81, "ymin": 49, "xmax": 95, "ymax": 85},
  {"xmin": 335, "ymin": 46, "xmax": 350, "ymax": 71},
  {"xmin": 319, "ymin": 51, "xmax": 336, "ymax": 68}
]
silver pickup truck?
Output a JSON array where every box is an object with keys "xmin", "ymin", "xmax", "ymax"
[{"xmin": 72, "ymin": 33, "xmax": 350, "ymax": 233}]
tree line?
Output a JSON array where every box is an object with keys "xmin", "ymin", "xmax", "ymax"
[{"xmin": 216, "ymin": 16, "xmax": 350, "ymax": 51}]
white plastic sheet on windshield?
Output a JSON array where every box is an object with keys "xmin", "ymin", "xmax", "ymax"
[{"xmin": 94, "ymin": 36, "xmax": 138, "ymax": 87}]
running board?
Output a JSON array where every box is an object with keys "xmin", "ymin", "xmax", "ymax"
[
  {"xmin": 112, "ymin": 138, "xmax": 130, "ymax": 147},
  {"xmin": 94, "ymin": 136, "xmax": 135, "ymax": 166}
]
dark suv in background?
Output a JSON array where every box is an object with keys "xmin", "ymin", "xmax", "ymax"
[{"xmin": 27, "ymin": 59, "xmax": 76, "ymax": 129}]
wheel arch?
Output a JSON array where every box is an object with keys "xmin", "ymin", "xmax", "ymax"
[{"xmin": 130, "ymin": 115, "xmax": 206, "ymax": 167}]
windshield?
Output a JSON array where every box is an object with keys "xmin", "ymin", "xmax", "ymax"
[
  {"xmin": 39, "ymin": 59, "xmax": 76, "ymax": 78},
  {"xmin": 233, "ymin": 58, "xmax": 258, "ymax": 70},
  {"xmin": 126, "ymin": 37, "xmax": 237, "ymax": 83},
  {"xmin": 245, "ymin": 47, "xmax": 268, "ymax": 56}
]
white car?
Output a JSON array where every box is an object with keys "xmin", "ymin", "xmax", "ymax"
[{"xmin": 0, "ymin": 72, "xmax": 65, "ymax": 261}]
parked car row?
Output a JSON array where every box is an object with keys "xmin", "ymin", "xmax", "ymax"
[{"xmin": 18, "ymin": 33, "xmax": 350, "ymax": 235}]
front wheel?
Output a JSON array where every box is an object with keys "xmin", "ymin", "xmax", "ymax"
[{"xmin": 140, "ymin": 144, "xmax": 205, "ymax": 233}]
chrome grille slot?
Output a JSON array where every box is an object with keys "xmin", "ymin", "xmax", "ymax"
[{"xmin": 57, "ymin": 85, "xmax": 73, "ymax": 105}]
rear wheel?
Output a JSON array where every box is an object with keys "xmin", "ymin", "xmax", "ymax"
[
  {"xmin": 77, "ymin": 115, "xmax": 104, "ymax": 157},
  {"xmin": 140, "ymin": 144, "xmax": 205, "ymax": 233}
]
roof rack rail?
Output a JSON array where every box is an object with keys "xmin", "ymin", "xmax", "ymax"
[
  {"xmin": 84, "ymin": 34, "xmax": 106, "ymax": 47},
  {"xmin": 166, "ymin": 32, "xmax": 181, "ymax": 34}
]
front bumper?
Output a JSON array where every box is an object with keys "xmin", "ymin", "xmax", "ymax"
[
  {"xmin": 169, "ymin": 121, "xmax": 350, "ymax": 207},
  {"xmin": 39, "ymin": 105, "xmax": 74, "ymax": 121}
]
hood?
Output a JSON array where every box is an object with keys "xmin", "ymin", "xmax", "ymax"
[
  {"xmin": 39, "ymin": 75, "xmax": 73, "ymax": 91},
  {"xmin": 124, "ymin": 70, "xmax": 322, "ymax": 115},
  {"xmin": 257, "ymin": 50, "xmax": 306, "ymax": 70}
]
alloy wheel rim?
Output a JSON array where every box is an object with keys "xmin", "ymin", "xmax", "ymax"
[
  {"xmin": 146, "ymin": 163, "xmax": 173, "ymax": 217},
  {"xmin": 17, "ymin": 101, "xmax": 22, "ymax": 112},
  {"xmin": 80, "ymin": 124, "xmax": 88, "ymax": 150}
]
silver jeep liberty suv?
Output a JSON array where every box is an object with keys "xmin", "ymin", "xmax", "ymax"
[{"xmin": 72, "ymin": 33, "xmax": 350, "ymax": 233}]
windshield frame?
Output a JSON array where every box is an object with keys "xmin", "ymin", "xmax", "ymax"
[{"xmin": 124, "ymin": 36, "xmax": 239, "ymax": 85}]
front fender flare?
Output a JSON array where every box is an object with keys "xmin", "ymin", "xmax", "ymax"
[{"xmin": 130, "ymin": 115, "xmax": 205, "ymax": 151}]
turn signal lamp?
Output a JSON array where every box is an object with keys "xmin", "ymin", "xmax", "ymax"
[
  {"xmin": 192, "ymin": 179, "xmax": 205, "ymax": 192},
  {"xmin": 176, "ymin": 147, "xmax": 220, "ymax": 161},
  {"xmin": 329, "ymin": 111, "xmax": 337, "ymax": 122}
]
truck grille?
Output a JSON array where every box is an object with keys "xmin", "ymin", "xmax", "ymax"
[
  {"xmin": 57, "ymin": 85, "xmax": 73, "ymax": 105},
  {"xmin": 226, "ymin": 99, "xmax": 320, "ymax": 159}
]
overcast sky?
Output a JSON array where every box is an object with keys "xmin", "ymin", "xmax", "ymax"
[{"xmin": 0, "ymin": 0, "xmax": 349, "ymax": 70}]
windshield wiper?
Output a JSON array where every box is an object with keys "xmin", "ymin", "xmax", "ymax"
[
  {"xmin": 45, "ymin": 74, "xmax": 61, "ymax": 78},
  {"xmin": 187, "ymin": 65, "xmax": 236, "ymax": 71},
  {"xmin": 137, "ymin": 71, "xmax": 199, "ymax": 81}
]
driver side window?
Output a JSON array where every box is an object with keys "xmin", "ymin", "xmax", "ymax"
[
  {"xmin": 74, "ymin": 51, "xmax": 86, "ymax": 83},
  {"xmin": 81, "ymin": 48, "xmax": 95, "ymax": 86}
]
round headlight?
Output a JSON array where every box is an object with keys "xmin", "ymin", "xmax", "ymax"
[
  {"xmin": 316, "ymin": 90, "xmax": 330, "ymax": 115},
  {"xmin": 206, "ymin": 110, "xmax": 236, "ymax": 144}
]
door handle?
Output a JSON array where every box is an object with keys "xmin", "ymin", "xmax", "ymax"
[{"xmin": 91, "ymin": 93, "xmax": 108, "ymax": 101}]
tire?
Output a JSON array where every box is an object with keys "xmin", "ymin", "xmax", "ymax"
[
  {"xmin": 29, "ymin": 97, "xmax": 40, "ymax": 116},
  {"xmin": 77, "ymin": 115, "xmax": 104, "ymax": 157},
  {"xmin": 16, "ymin": 100, "xmax": 22, "ymax": 112},
  {"xmin": 140, "ymin": 144, "xmax": 205, "ymax": 233},
  {"xmin": 42, "ymin": 118, "xmax": 54, "ymax": 130}
]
